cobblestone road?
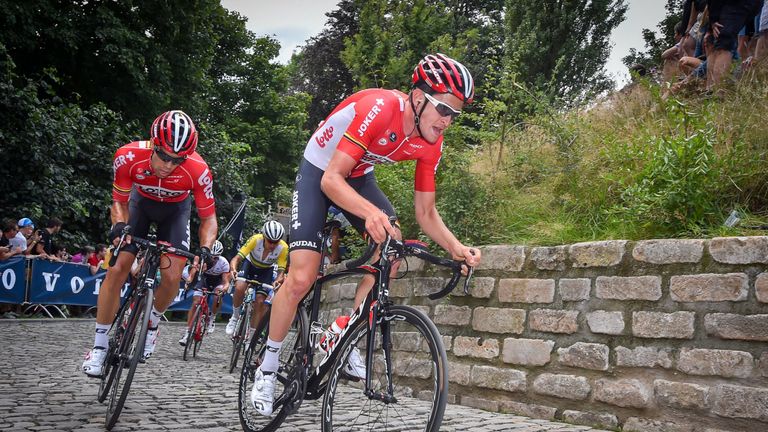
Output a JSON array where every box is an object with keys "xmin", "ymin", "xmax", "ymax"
[{"xmin": 0, "ymin": 320, "xmax": 606, "ymax": 431}]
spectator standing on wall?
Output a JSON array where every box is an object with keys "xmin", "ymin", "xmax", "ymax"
[{"xmin": 706, "ymin": 0, "xmax": 762, "ymax": 89}]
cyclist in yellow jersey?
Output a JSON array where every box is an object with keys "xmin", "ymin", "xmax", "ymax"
[{"xmin": 226, "ymin": 221, "xmax": 288, "ymax": 336}]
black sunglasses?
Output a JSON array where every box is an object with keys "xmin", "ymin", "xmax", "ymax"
[
  {"xmin": 153, "ymin": 147, "xmax": 187, "ymax": 165},
  {"xmin": 424, "ymin": 93, "xmax": 462, "ymax": 120}
]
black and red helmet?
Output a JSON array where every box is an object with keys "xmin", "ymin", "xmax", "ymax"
[
  {"xmin": 150, "ymin": 110, "xmax": 198, "ymax": 157},
  {"xmin": 412, "ymin": 53, "xmax": 474, "ymax": 104}
]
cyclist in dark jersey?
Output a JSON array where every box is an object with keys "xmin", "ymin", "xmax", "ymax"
[
  {"xmin": 82, "ymin": 110, "xmax": 218, "ymax": 377},
  {"xmin": 250, "ymin": 53, "xmax": 483, "ymax": 416}
]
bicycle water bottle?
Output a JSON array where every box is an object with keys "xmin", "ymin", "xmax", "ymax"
[{"xmin": 318, "ymin": 315, "xmax": 350, "ymax": 353}]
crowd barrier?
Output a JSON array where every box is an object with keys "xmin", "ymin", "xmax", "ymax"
[{"xmin": 0, "ymin": 256, "xmax": 233, "ymax": 315}]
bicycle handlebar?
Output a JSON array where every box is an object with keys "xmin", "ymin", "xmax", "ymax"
[{"xmin": 109, "ymin": 225, "xmax": 197, "ymax": 266}]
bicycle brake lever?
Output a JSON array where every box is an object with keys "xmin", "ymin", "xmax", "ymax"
[{"xmin": 462, "ymin": 265, "xmax": 474, "ymax": 295}]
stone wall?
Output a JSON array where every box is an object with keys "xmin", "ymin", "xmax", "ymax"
[{"xmin": 327, "ymin": 237, "xmax": 768, "ymax": 431}]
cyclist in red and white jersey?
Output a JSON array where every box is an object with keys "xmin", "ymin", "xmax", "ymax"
[
  {"xmin": 250, "ymin": 53, "xmax": 483, "ymax": 415},
  {"xmin": 82, "ymin": 110, "xmax": 218, "ymax": 377}
]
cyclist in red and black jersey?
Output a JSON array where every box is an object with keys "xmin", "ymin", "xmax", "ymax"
[
  {"xmin": 82, "ymin": 110, "xmax": 219, "ymax": 377},
  {"xmin": 250, "ymin": 53, "xmax": 483, "ymax": 415}
]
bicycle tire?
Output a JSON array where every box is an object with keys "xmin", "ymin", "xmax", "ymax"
[
  {"xmin": 105, "ymin": 288, "xmax": 154, "ymax": 430},
  {"xmin": 238, "ymin": 307, "xmax": 308, "ymax": 432},
  {"xmin": 98, "ymin": 308, "xmax": 125, "ymax": 403},
  {"xmin": 229, "ymin": 303, "xmax": 250, "ymax": 374},
  {"xmin": 193, "ymin": 311, "xmax": 206, "ymax": 358},
  {"xmin": 321, "ymin": 304, "xmax": 448, "ymax": 432},
  {"xmin": 183, "ymin": 304, "xmax": 201, "ymax": 361}
]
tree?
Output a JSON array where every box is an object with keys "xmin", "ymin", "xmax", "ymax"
[
  {"xmin": 622, "ymin": 0, "xmax": 683, "ymax": 71},
  {"xmin": 289, "ymin": 0, "xmax": 360, "ymax": 129}
]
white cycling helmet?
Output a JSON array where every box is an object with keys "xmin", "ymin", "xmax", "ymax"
[
  {"xmin": 262, "ymin": 220, "xmax": 285, "ymax": 242},
  {"xmin": 210, "ymin": 240, "xmax": 224, "ymax": 256}
]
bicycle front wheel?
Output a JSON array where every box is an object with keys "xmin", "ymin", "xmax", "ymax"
[
  {"xmin": 229, "ymin": 303, "xmax": 251, "ymax": 374},
  {"xmin": 238, "ymin": 308, "xmax": 308, "ymax": 432},
  {"xmin": 321, "ymin": 304, "xmax": 448, "ymax": 432},
  {"xmin": 193, "ymin": 311, "xmax": 206, "ymax": 358},
  {"xmin": 105, "ymin": 288, "xmax": 153, "ymax": 430}
]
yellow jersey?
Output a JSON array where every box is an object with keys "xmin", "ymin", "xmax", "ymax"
[{"xmin": 237, "ymin": 234, "xmax": 288, "ymax": 270}]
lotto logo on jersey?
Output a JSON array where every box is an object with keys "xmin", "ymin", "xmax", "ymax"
[
  {"xmin": 357, "ymin": 98, "xmax": 385, "ymax": 137},
  {"xmin": 137, "ymin": 184, "xmax": 186, "ymax": 199},
  {"xmin": 197, "ymin": 168, "xmax": 214, "ymax": 199},
  {"xmin": 315, "ymin": 125, "xmax": 334, "ymax": 148}
]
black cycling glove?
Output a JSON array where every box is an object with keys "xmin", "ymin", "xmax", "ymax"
[{"xmin": 199, "ymin": 246, "xmax": 213, "ymax": 269}]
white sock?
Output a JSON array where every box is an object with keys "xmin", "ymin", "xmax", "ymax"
[
  {"xmin": 149, "ymin": 306, "xmax": 163, "ymax": 329},
  {"xmin": 260, "ymin": 337, "xmax": 283, "ymax": 373},
  {"xmin": 94, "ymin": 323, "xmax": 110, "ymax": 349}
]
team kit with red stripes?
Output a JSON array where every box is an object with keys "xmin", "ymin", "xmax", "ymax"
[{"xmin": 80, "ymin": 53, "xmax": 484, "ymax": 429}]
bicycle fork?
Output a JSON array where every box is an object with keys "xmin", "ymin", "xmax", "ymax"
[{"xmin": 363, "ymin": 301, "xmax": 398, "ymax": 404}]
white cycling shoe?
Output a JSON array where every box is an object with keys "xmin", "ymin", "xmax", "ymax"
[
  {"xmin": 251, "ymin": 368, "xmax": 276, "ymax": 416},
  {"xmin": 207, "ymin": 319, "xmax": 215, "ymax": 334},
  {"xmin": 178, "ymin": 332, "xmax": 188, "ymax": 346},
  {"xmin": 82, "ymin": 347, "xmax": 107, "ymax": 377},
  {"xmin": 343, "ymin": 347, "xmax": 367, "ymax": 380},
  {"xmin": 225, "ymin": 317, "xmax": 238, "ymax": 336}
]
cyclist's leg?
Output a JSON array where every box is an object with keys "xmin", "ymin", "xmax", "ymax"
[
  {"xmin": 340, "ymin": 172, "xmax": 401, "ymax": 310},
  {"xmin": 187, "ymin": 291, "xmax": 202, "ymax": 327},
  {"xmin": 250, "ymin": 266, "xmax": 274, "ymax": 329}
]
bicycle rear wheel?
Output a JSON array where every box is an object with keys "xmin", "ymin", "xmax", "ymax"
[
  {"xmin": 229, "ymin": 303, "xmax": 251, "ymax": 374},
  {"xmin": 105, "ymin": 288, "xmax": 153, "ymax": 430},
  {"xmin": 183, "ymin": 304, "xmax": 201, "ymax": 361},
  {"xmin": 321, "ymin": 304, "xmax": 448, "ymax": 432},
  {"xmin": 238, "ymin": 308, "xmax": 308, "ymax": 432}
]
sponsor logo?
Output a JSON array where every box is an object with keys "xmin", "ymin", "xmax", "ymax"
[
  {"xmin": 377, "ymin": 138, "xmax": 387, "ymax": 146},
  {"xmin": 389, "ymin": 132, "xmax": 397, "ymax": 142},
  {"xmin": 408, "ymin": 143, "xmax": 423, "ymax": 150},
  {"xmin": 135, "ymin": 173, "xmax": 145, "ymax": 180},
  {"xmin": 112, "ymin": 150, "xmax": 135, "ymax": 172},
  {"xmin": 315, "ymin": 125, "xmax": 334, "ymax": 148},
  {"xmin": 291, "ymin": 190, "xmax": 301, "ymax": 230},
  {"xmin": 359, "ymin": 152, "xmax": 395, "ymax": 166},
  {"xmin": 290, "ymin": 240, "xmax": 317, "ymax": 249},
  {"xmin": 136, "ymin": 184, "xmax": 186, "ymax": 199},
  {"xmin": 197, "ymin": 169, "xmax": 214, "ymax": 199},
  {"xmin": 357, "ymin": 99, "xmax": 385, "ymax": 137}
]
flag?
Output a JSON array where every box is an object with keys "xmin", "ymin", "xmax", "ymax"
[{"xmin": 220, "ymin": 198, "xmax": 246, "ymax": 257}]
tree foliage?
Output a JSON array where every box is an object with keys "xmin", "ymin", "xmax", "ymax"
[{"xmin": 622, "ymin": 0, "xmax": 682, "ymax": 70}]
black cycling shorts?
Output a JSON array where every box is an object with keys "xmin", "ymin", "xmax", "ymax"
[
  {"xmin": 289, "ymin": 158, "xmax": 396, "ymax": 253},
  {"xmin": 237, "ymin": 260, "xmax": 274, "ymax": 296},
  {"xmin": 123, "ymin": 188, "xmax": 191, "ymax": 255}
]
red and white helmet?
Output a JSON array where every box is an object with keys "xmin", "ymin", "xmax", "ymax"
[
  {"xmin": 412, "ymin": 53, "xmax": 474, "ymax": 104},
  {"xmin": 150, "ymin": 110, "xmax": 198, "ymax": 157}
]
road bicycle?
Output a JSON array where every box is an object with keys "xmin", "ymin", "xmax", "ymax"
[
  {"xmin": 182, "ymin": 285, "xmax": 225, "ymax": 361},
  {"xmin": 229, "ymin": 279, "xmax": 275, "ymax": 373},
  {"xmin": 96, "ymin": 228, "xmax": 197, "ymax": 430},
  {"xmin": 238, "ymin": 220, "xmax": 473, "ymax": 432}
]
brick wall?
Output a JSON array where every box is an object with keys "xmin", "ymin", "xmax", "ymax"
[{"xmin": 326, "ymin": 237, "xmax": 768, "ymax": 431}]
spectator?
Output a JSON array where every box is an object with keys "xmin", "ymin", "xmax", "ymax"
[
  {"xmin": 706, "ymin": 0, "xmax": 761, "ymax": 90},
  {"xmin": 0, "ymin": 219, "xmax": 23, "ymax": 260},
  {"xmin": 89, "ymin": 244, "xmax": 107, "ymax": 275},
  {"xmin": 70, "ymin": 245, "xmax": 95, "ymax": 265},
  {"xmin": 661, "ymin": 21, "xmax": 687, "ymax": 82},
  {"xmin": 39, "ymin": 217, "xmax": 63, "ymax": 257},
  {"xmin": 16, "ymin": 217, "xmax": 40, "ymax": 255},
  {"xmin": 52, "ymin": 244, "xmax": 70, "ymax": 262},
  {"xmin": 754, "ymin": 0, "xmax": 768, "ymax": 65}
]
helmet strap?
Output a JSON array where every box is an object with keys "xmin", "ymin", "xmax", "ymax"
[{"xmin": 408, "ymin": 90, "xmax": 429, "ymax": 138}]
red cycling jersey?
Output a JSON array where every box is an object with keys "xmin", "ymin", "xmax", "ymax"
[
  {"xmin": 112, "ymin": 141, "xmax": 216, "ymax": 217},
  {"xmin": 303, "ymin": 88, "xmax": 443, "ymax": 192}
]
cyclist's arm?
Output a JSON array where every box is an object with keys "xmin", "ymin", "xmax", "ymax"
[
  {"xmin": 321, "ymin": 152, "xmax": 397, "ymax": 243},
  {"xmin": 110, "ymin": 201, "xmax": 129, "ymax": 227},
  {"xmin": 413, "ymin": 190, "xmax": 481, "ymax": 267},
  {"xmin": 197, "ymin": 214, "xmax": 217, "ymax": 250},
  {"xmin": 230, "ymin": 254, "xmax": 242, "ymax": 279}
]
